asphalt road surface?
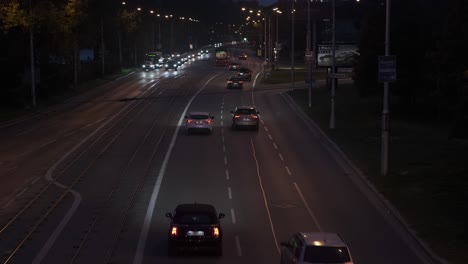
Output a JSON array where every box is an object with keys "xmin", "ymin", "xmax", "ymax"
[{"xmin": 0, "ymin": 48, "xmax": 434, "ymax": 264}]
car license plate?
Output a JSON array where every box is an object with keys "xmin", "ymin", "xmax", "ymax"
[{"xmin": 187, "ymin": 231, "xmax": 204, "ymax": 236}]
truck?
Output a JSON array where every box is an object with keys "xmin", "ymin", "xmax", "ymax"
[{"xmin": 215, "ymin": 47, "xmax": 230, "ymax": 66}]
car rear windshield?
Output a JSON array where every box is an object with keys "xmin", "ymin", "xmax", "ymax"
[
  {"xmin": 304, "ymin": 246, "xmax": 351, "ymax": 263},
  {"xmin": 173, "ymin": 212, "xmax": 217, "ymax": 224},
  {"xmin": 189, "ymin": 115, "xmax": 209, "ymax": 120},
  {"xmin": 236, "ymin": 109, "xmax": 256, "ymax": 115}
]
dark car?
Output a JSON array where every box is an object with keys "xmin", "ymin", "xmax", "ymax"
[
  {"xmin": 238, "ymin": 53, "xmax": 247, "ymax": 60},
  {"xmin": 237, "ymin": 67, "xmax": 252, "ymax": 81},
  {"xmin": 166, "ymin": 203, "xmax": 225, "ymax": 256},
  {"xmin": 229, "ymin": 62, "xmax": 240, "ymax": 71},
  {"xmin": 226, "ymin": 76, "xmax": 243, "ymax": 89},
  {"xmin": 165, "ymin": 60, "xmax": 178, "ymax": 71}
]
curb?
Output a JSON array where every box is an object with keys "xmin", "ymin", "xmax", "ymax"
[{"xmin": 280, "ymin": 92, "xmax": 448, "ymax": 264}]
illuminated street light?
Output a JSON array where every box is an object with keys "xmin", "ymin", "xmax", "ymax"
[
  {"xmin": 137, "ymin": 7, "xmax": 141, "ymax": 11},
  {"xmin": 241, "ymin": 7, "xmax": 246, "ymax": 11},
  {"xmin": 121, "ymin": 1, "xmax": 126, "ymax": 5},
  {"xmin": 150, "ymin": 10, "xmax": 154, "ymax": 14}
]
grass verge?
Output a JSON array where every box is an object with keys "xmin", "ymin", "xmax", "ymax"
[{"xmin": 289, "ymin": 85, "xmax": 467, "ymax": 264}]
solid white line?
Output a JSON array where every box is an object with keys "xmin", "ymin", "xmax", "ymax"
[
  {"xmin": 264, "ymin": 126, "xmax": 269, "ymax": 132},
  {"xmin": 273, "ymin": 143, "xmax": 278, "ymax": 150},
  {"xmin": 15, "ymin": 188, "xmax": 27, "ymax": 198},
  {"xmin": 235, "ymin": 235, "xmax": 243, "ymax": 257},
  {"xmin": 224, "ymin": 156, "xmax": 228, "ymax": 165},
  {"xmin": 133, "ymin": 72, "xmax": 223, "ymax": 264},
  {"xmin": 230, "ymin": 208, "xmax": 236, "ymax": 224},
  {"xmin": 1, "ymin": 199, "xmax": 14, "ymax": 209},
  {"xmin": 268, "ymin": 134, "xmax": 273, "ymax": 140},
  {"xmin": 293, "ymin": 182, "xmax": 323, "ymax": 231},
  {"xmin": 252, "ymin": 72, "xmax": 261, "ymax": 106},
  {"xmin": 285, "ymin": 166, "xmax": 292, "ymax": 176},
  {"xmin": 225, "ymin": 169, "xmax": 230, "ymax": 180},
  {"xmin": 228, "ymin": 187, "xmax": 232, "ymax": 199},
  {"xmin": 31, "ymin": 177, "xmax": 40, "ymax": 185},
  {"xmin": 279, "ymin": 153, "xmax": 284, "ymax": 161},
  {"xmin": 250, "ymin": 139, "xmax": 281, "ymax": 254}
]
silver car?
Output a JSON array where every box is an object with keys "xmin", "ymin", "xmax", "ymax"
[
  {"xmin": 280, "ymin": 232, "xmax": 354, "ymax": 264},
  {"xmin": 185, "ymin": 112, "xmax": 214, "ymax": 134},
  {"xmin": 231, "ymin": 106, "xmax": 260, "ymax": 130}
]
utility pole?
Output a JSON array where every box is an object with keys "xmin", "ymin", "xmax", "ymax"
[
  {"xmin": 101, "ymin": 17, "xmax": 105, "ymax": 77},
  {"xmin": 381, "ymin": 0, "xmax": 391, "ymax": 177},
  {"xmin": 29, "ymin": 0, "xmax": 36, "ymax": 107},
  {"xmin": 264, "ymin": 15, "xmax": 267, "ymax": 77},
  {"xmin": 329, "ymin": 0, "xmax": 336, "ymax": 129},
  {"xmin": 307, "ymin": 0, "xmax": 312, "ymax": 108},
  {"xmin": 291, "ymin": 1, "xmax": 295, "ymax": 91}
]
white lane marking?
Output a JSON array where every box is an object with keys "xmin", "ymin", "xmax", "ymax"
[
  {"xmin": 1, "ymin": 199, "xmax": 14, "ymax": 209},
  {"xmin": 250, "ymin": 139, "xmax": 281, "ymax": 254},
  {"xmin": 133, "ymin": 72, "xmax": 223, "ymax": 264},
  {"xmin": 220, "ymin": 115, "xmax": 223, "ymax": 120},
  {"xmin": 230, "ymin": 208, "xmax": 236, "ymax": 224},
  {"xmin": 15, "ymin": 188, "xmax": 27, "ymax": 198},
  {"xmin": 221, "ymin": 110, "xmax": 223, "ymax": 115},
  {"xmin": 221, "ymin": 135, "xmax": 225, "ymax": 143},
  {"xmin": 35, "ymin": 86, "xmax": 139, "ymax": 263},
  {"xmin": 285, "ymin": 166, "xmax": 292, "ymax": 176},
  {"xmin": 224, "ymin": 156, "xmax": 228, "ymax": 165},
  {"xmin": 273, "ymin": 143, "xmax": 278, "ymax": 150},
  {"xmin": 221, "ymin": 121, "xmax": 224, "ymax": 126},
  {"xmin": 260, "ymin": 120, "xmax": 265, "ymax": 125},
  {"xmin": 268, "ymin": 134, "xmax": 273, "ymax": 140},
  {"xmin": 252, "ymin": 72, "xmax": 261, "ymax": 106},
  {"xmin": 235, "ymin": 235, "xmax": 243, "ymax": 257},
  {"xmin": 64, "ymin": 130, "xmax": 78, "ymax": 137},
  {"xmin": 228, "ymin": 187, "xmax": 232, "ymax": 199},
  {"xmin": 31, "ymin": 177, "xmax": 40, "ymax": 185},
  {"xmin": 293, "ymin": 182, "xmax": 323, "ymax": 232},
  {"xmin": 279, "ymin": 153, "xmax": 284, "ymax": 161},
  {"xmin": 264, "ymin": 126, "xmax": 269, "ymax": 132},
  {"xmin": 223, "ymin": 146, "xmax": 226, "ymax": 153},
  {"xmin": 225, "ymin": 169, "xmax": 230, "ymax": 180}
]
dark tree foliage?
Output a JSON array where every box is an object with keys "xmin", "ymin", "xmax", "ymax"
[{"xmin": 354, "ymin": 0, "xmax": 467, "ymax": 126}]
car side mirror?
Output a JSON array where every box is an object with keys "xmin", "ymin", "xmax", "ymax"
[
  {"xmin": 165, "ymin": 213, "xmax": 172, "ymax": 219},
  {"xmin": 218, "ymin": 213, "xmax": 225, "ymax": 219}
]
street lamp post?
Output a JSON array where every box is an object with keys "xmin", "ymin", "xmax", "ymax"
[
  {"xmin": 381, "ymin": 0, "xmax": 391, "ymax": 177},
  {"xmin": 329, "ymin": 0, "xmax": 336, "ymax": 129},
  {"xmin": 291, "ymin": 1, "xmax": 295, "ymax": 91},
  {"xmin": 307, "ymin": 0, "xmax": 312, "ymax": 108}
]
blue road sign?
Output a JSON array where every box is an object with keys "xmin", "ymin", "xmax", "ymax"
[{"xmin": 378, "ymin": 56, "xmax": 397, "ymax": 82}]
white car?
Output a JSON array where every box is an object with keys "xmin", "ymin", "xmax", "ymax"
[
  {"xmin": 185, "ymin": 112, "xmax": 214, "ymax": 134},
  {"xmin": 280, "ymin": 232, "xmax": 354, "ymax": 264}
]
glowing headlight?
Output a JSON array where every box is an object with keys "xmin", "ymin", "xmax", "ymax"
[
  {"xmin": 142, "ymin": 64, "xmax": 145, "ymax": 67},
  {"xmin": 165, "ymin": 64, "xmax": 168, "ymax": 67},
  {"xmin": 150, "ymin": 64, "xmax": 154, "ymax": 67},
  {"xmin": 173, "ymin": 64, "xmax": 176, "ymax": 67}
]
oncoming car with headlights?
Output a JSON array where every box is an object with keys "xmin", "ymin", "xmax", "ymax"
[{"xmin": 165, "ymin": 60, "xmax": 178, "ymax": 71}]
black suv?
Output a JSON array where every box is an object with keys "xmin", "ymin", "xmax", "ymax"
[
  {"xmin": 166, "ymin": 203, "xmax": 225, "ymax": 256},
  {"xmin": 237, "ymin": 67, "xmax": 252, "ymax": 81},
  {"xmin": 165, "ymin": 60, "xmax": 179, "ymax": 71}
]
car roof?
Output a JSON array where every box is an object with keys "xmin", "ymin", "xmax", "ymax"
[
  {"xmin": 298, "ymin": 232, "xmax": 348, "ymax": 247},
  {"xmin": 235, "ymin": 106, "xmax": 256, "ymax": 110},
  {"xmin": 188, "ymin": 111, "xmax": 210, "ymax": 116},
  {"xmin": 174, "ymin": 203, "xmax": 216, "ymax": 214}
]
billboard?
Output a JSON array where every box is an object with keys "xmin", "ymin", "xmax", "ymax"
[{"xmin": 316, "ymin": 44, "xmax": 359, "ymax": 67}]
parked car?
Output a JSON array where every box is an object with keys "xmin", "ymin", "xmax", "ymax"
[
  {"xmin": 166, "ymin": 203, "xmax": 225, "ymax": 256},
  {"xmin": 280, "ymin": 232, "xmax": 354, "ymax": 264}
]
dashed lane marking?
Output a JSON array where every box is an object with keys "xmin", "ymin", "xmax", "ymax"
[
  {"xmin": 228, "ymin": 187, "xmax": 232, "ymax": 199},
  {"xmin": 225, "ymin": 170, "xmax": 230, "ymax": 180},
  {"xmin": 235, "ymin": 235, "xmax": 243, "ymax": 257},
  {"xmin": 285, "ymin": 166, "xmax": 292, "ymax": 176},
  {"xmin": 273, "ymin": 143, "xmax": 278, "ymax": 150},
  {"xmin": 268, "ymin": 134, "xmax": 273, "ymax": 140},
  {"xmin": 230, "ymin": 208, "xmax": 236, "ymax": 224},
  {"xmin": 224, "ymin": 156, "xmax": 228, "ymax": 165},
  {"xmin": 279, "ymin": 153, "xmax": 284, "ymax": 161}
]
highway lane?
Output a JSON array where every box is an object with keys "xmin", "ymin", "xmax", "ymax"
[
  {"xmin": 0, "ymin": 49, "xmax": 433, "ymax": 264},
  {"xmin": 0, "ymin": 54, "xmax": 221, "ymax": 263}
]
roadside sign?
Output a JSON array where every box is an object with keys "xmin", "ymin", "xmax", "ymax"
[{"xmin": 378, "ymin": 56, "xmax": 397, "ymax": 82}]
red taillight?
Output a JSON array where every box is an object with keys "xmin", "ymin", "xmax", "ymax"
[
  {"xmin": 213, "ymin": 227, "xmax": 220, "ymax": 237},
  {"xmin": 251, "ymin": 115, "xmax": 258, "ymax": 119},
  {"xmin": 239, "ymin": 81, "xmax": 243, "ymax": 84},
  {"xmin": 187, "ymin": 119, "xmax": 193, "ymax": 123},
  {"xmin": 171, "ymin": 226, "xmax": 178, "ymax": 236},
  {"xmin": 205, "ymin": 119, "xmax": 212, "ymax": 124},
  {"xmin": 234, "ymin": 115, "xmax": 241, "ymax": 118},
  {"xmin": 227, "ymin": 81, "xmax": 233, "ymax": 83}
]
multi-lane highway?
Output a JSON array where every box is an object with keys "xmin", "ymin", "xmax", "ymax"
[{"xmin": 0, "ymin": 48, "xmax": 434, "ymax": 263}]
